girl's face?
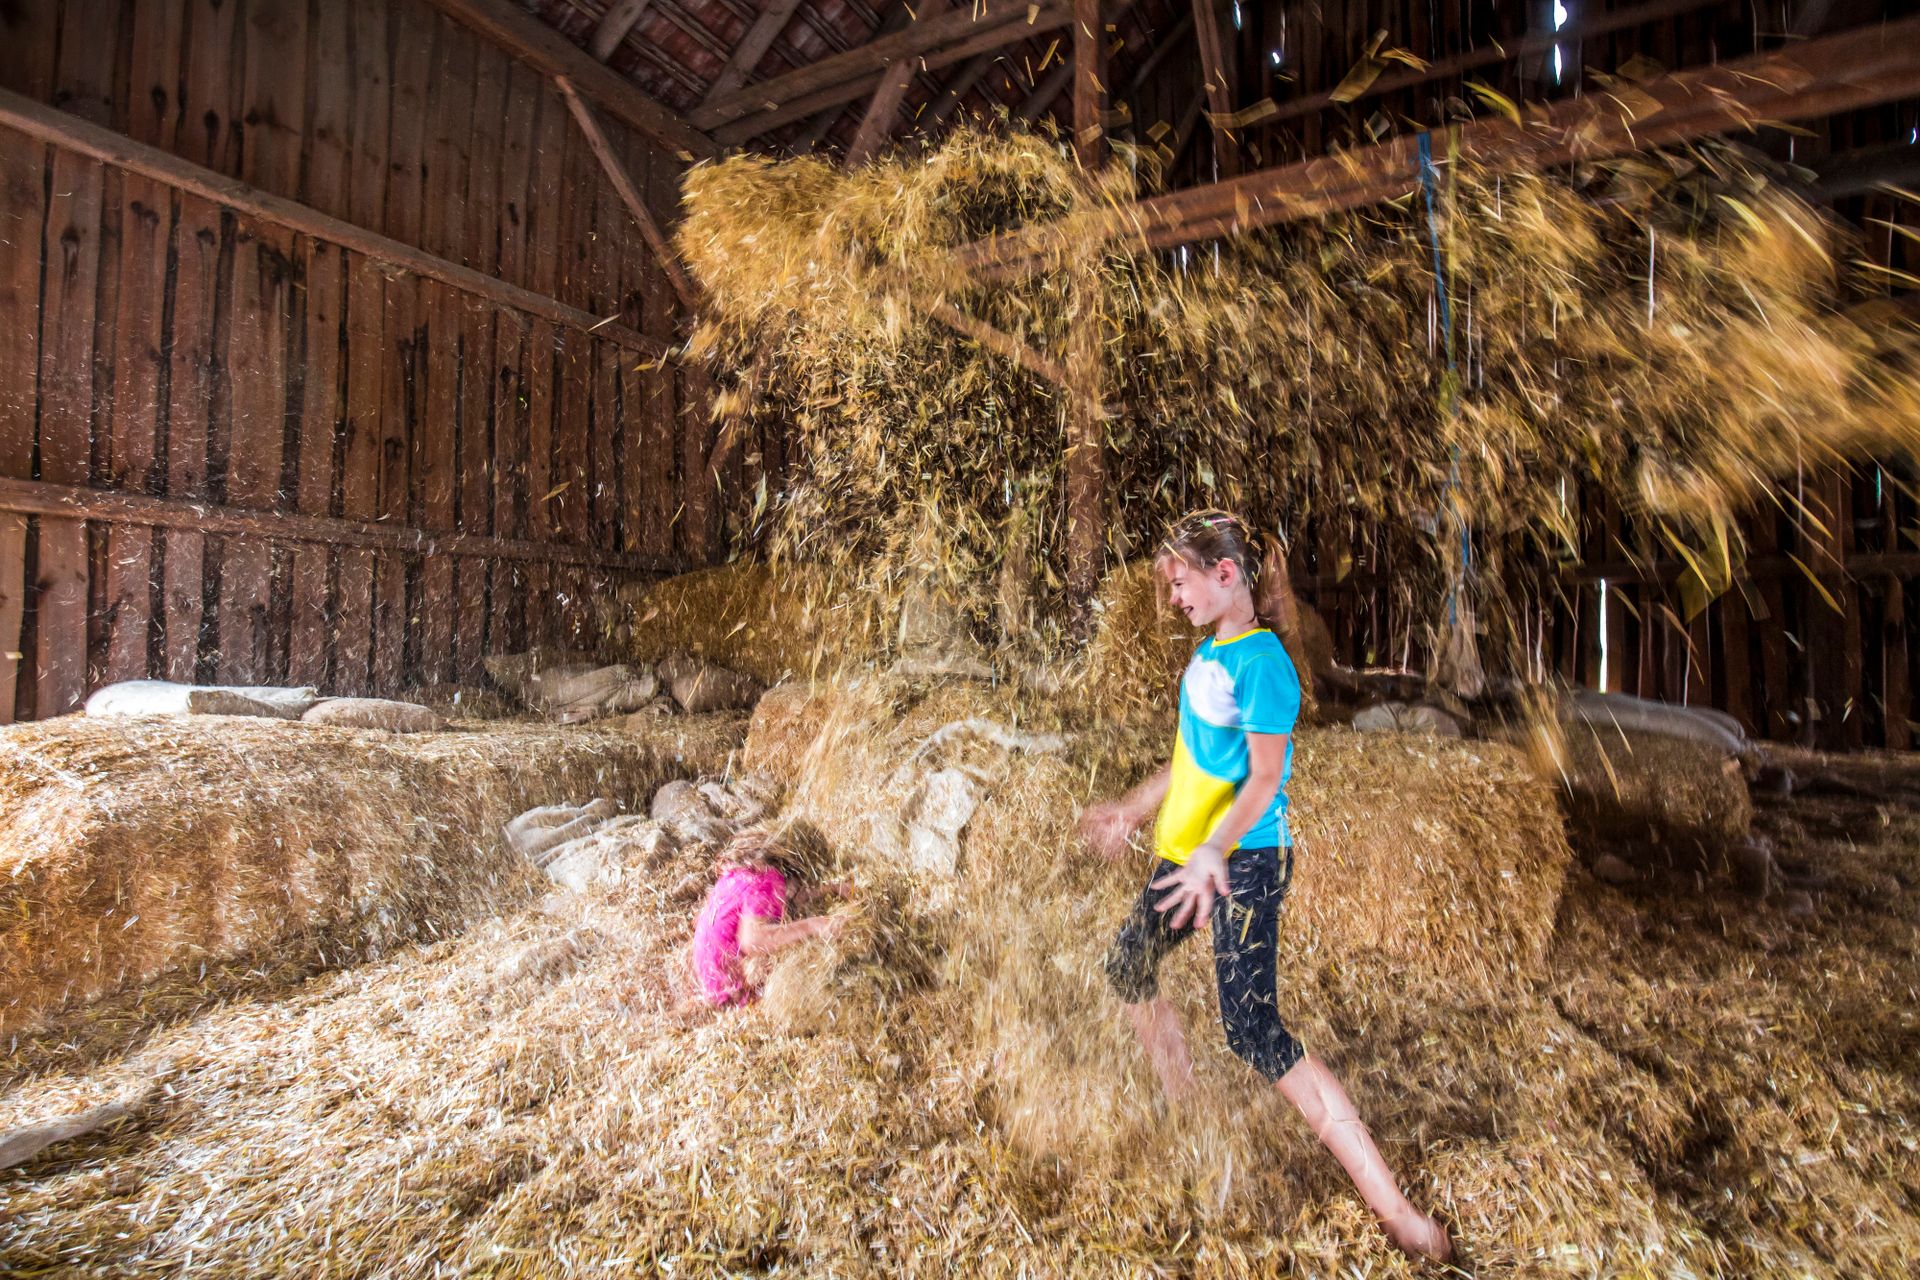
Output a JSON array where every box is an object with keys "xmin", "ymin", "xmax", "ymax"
[{"xmin": 1159, "ymin": 553, "xmax": 1241, "ymax": 629}]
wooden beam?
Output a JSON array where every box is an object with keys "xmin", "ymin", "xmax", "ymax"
[
  {"xmin": 1020, "ymin": 58, "xmax": 1076, "ymax": 120},
  {"xmin": 0, "ymin": 477, "xmax": 687, "ymax": 574},
  {"xmin": 589, "ymin": 0, "xmax": 653, "ymax": 60},
  {"xmin": 555, "ymin": 76, "xmax": 701, "ymax": 310},
  {"xmin": 1188, "ymin": 0, "xmax": 1237, "ymax": 176},
  {"xmin": 1072, "ymin": 0, "xmax": 1108, "ymax": 168},
  {"xmin": 704, "ymin": 0, "xmax": 810, "ymax": 104},
  {"xmin": 847, "ymin": 58, "xmax": 919, "ymax": 165},
  {"xmin": 1125, "ymin": 12, "xmax": 1193, "ymax": 95},
  {"xmin": 1260, "ymin": 0, "xmax": 1718, "ymax": 137},
  {"xmin": 958, "ymin": 17, "xmax": 1920, "ymax": 276},
  {"xmin": 0, "ymin": 87, "xmax": 671, "ymax": 356},
  {"xmin": 419, "ymin": 0, "xmax": 718, "ymax": 158},
  {"xmin": 846, "ymin": 0, "xmax": 954, "ymax": 165},
  {"xmin": 923, "ymin": 50, "xmax": 1001, "ymax": 130},
  {"xmin": 692, "ymin": 2, "xmax": 1070, "ymax": 135}
]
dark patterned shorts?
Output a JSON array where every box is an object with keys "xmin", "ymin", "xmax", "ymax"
[{"xmin": 1102, "ymin": 846, "xmax": 1304, "ymax": 1080}]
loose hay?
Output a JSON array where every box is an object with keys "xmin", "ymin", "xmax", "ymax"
[
  {"xmin": 0, "ymin": 714, "xmax": 745, "ymax": 1038},
  {"xmin": 5, "ymin": 712, "xmax": 1915, "ymax": 1278}
]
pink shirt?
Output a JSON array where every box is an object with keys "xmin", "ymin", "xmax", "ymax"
[{"xmin": 692, "ymin": 866, "xmax": 787, "ymax": 1005}]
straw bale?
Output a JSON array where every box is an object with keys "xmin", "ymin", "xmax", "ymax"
[
  {"xmin": 747, "ymin": 680, "xmax": 1569, "ymax": 991},
  {"xmin": 1545, "ymin": 725, "xmax": 1753, "ymax": 863},
  {"xmin": 300, "ymin": 698, "xmax": 446, "ymax": 733},
  {"xmin": 0, "ymin": 714, "xmax": 744, "ymax": 1036},
  {"xmin": 1081, "ymin": 560, "xmax": 1323, "ymax": 725}
]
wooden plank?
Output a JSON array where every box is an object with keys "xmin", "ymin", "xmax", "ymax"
[
  {"xmin": 239, "ymin": 0, "xmax": 310, "ymax": 198},
  {"xmin": 1071, "ymin": 0, "xmax": 1108, "ymax": 169},
  {"xmin": 337, "ymin": 253, "xmax": 386, "ymax": 693},
  {"xmin": 456, "ymin": 299, "xmax": 495, "ymax": 680},
  {"xmin": 490, "ymin": 309, "xmax": 528, "ymax": 652},
  {"xmin": 303, "ymin": 0, "xmax": 354, "ymax": 221},
  {"xmin": 414, "ymin": 284, "xmax": 457, "ymax": 687},
  {"xmin": 679, "ymin": 361, "xmax": 714, "ymax": 564},
  {"xmin": 555, "ymin": 77, "xmax": 699, "ymax": 310},
  {"xmin": 374, "ymin": 275, "xmax": 419, "ymax": 694},
  {"xmin": 495, "ymin": 59, "xmax": 541, "ymax": 292},
  {"xmin": 180, "ymin": 0, "xmax": 243, "ymax": 173},
  {"xmin": 702, "ymin": 0, "xmax": 807, "ymax": 104},
  {"xmin": 1748, "ymin": 502, "xmax": 1793, "ymax": 740},
  {"xmin": 1718, "ymin": 589, "xmax": 1755, "ymax": 735},
  {"xmin": 641, "ymin": 160, "xmax": 678, "ymax": 557},
  {"xmin": 554, "ymin": 327, "xmax": 591, "ymax": 547},
  {"xmin": 347, "ymin": 0, "xmax": 393, "ymax": 235},
  {"xmin": 591, "ymin": 0, "xmax": 655, "ymax": 62},
  {"xmin": 419, "ymin": 0, "xmax": 718, "ymax": 159},
  {"xmin": 103, "ymin": 175, "xmax": 172, "ymax": 683},
  {"xmin": 465, "ymin": 42, "xmax": 509, "ymax": 277},
  {"xmin": 217, "ymin": 218, "xmax": 295, "ymax": 683},
  {"xmin": 289, "ymin": 236, "xmax": 343, "ymax": 687},
  {"xmin": 0, "ymin": 130, "xmax": 47, "ymax": 720},
  {"xmin": 126, "ymin": 0, "xmax": 188, "ymax": 150},
  {"xmin": 161, "ymin": 194, "xmax": 222, "ymax": 682},
  {"xmin": 524, "ymin": 318, "xmax": 557, "ymax": 543},
  {"xmin": 590, "ymin": 338, "xmax": 618, "ymax": 553},
  {"xmin": 0, "ymin": 0, "xmax": 60, "ymax": 104},
  {"xmin": 619, "ymin": 343, "xmax": 646, "ymax": 554},
  {"xmin": 35, "ymin": 149, "xmax": 105, "ymax": 715},
  {"xmin": 1885, "ymin": 575, "xmax": 1910, "ymax": 749},
  {"xmin": 523, "ymin": 81, "xmax": 569, "ymax": 302},
  {"xmin": 54, "ymin": 0, "xmax": 120, "ymax": 127},
  {"xmin": 423, "ymin": 16, "xmax": 478, "ymax": 264},
  {"xmin": 385, "ymin": 1, "xmax": 437, "ymax": 251}
]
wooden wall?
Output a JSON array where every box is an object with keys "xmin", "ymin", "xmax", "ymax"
[{"xmin": 0, "ymin": 0, "xmax": 711, "ymax": 721}]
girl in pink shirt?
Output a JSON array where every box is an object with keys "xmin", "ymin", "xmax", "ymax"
[{"xmin": 692, "ymin": 822, "xmax": 848, "ymax": 1007}]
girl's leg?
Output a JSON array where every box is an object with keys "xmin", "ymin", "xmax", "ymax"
[
  {"xmin": 1126, "ymin": 998, "xmax": 1196, "ymax": 1103},
  {"xmin": 1275, "ymin": 1056, "xmax": 1452, "ymax": 1262},
  {"xmin": 1104, "ymin": 860, "xmax": 1198, "ymax": 1103}
]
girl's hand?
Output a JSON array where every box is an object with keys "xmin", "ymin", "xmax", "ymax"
[
  {"xmin": 1078, "ymin": 801, "xmax": 1139, "ymax": 862},
  {"xmin": 1151, "ymin": 844, "xmax": 1231, "ymax": 929}
]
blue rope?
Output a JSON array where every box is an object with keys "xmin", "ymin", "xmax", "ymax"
[{"xmin": 1418, "ymin": 131, "xmax": 1471, "ymax": 625}]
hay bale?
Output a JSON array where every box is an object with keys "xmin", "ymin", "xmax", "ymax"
[
  {"xmin": 0, "ymin": 716, "xmax": 744, "ymax": 1037},
  {"xmin": 667, "ymin": 664, "xmax": 763, "ymax": 714},
  {"xmin": 1080, "ymin": 561, "xmax": 1322, "ymax": 725},
  {"xmin": 1547, "ymin": 727, "xmax": 1754, "ymax": 864},
  {"xmin": 747, "ymin": 681, "xmax": 1571, "ymax": 991},
  {"xmin": 301, "ymin": 698, "xmax": 446, "ymax": 733}
]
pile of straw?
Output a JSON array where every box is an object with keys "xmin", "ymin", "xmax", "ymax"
[
  {"xmin": 0, "ymin": 714, "xmax": 745, "ymax": 1037},
  {"xmin": 7, "ymin": 697, "xmax": 1916, "ymax": 1276}
]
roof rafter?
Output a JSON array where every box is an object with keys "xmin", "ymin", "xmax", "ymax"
[{"xmin": 692, "ymin": 2, "xmax": 1072, "ymax": 135}]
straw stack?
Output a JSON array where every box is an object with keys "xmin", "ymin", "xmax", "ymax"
[{"xmin": 0, "ymin": 714, "xmax": 744, "ymax": 1037}]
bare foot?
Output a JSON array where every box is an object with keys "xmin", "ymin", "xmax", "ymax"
[{"xmin": 1382, "ymin": 1208, "xmax": 1453, "ymax": 1264}]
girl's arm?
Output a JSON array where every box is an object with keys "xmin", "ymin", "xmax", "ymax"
[
  {"xmin": 1151, "ymin": 731, "xmax": 1289, "ymax": 927},
  {"xmin": 736, "ymin": 910, "xmax": 843, "ymax": 957},
  {"xmin": 1079, "ymin": 764, "xmax": 1171, "ymax": 860}
]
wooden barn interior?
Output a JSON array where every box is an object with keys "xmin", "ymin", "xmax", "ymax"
[{"xmin": 2, "ymin": 1, "xmax": 1919, "ymax": 1275}]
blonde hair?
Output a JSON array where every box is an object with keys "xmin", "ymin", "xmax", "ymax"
[{"xmin": 1155, "ymin": 509, "xmax": 1299, "ymax": 632}]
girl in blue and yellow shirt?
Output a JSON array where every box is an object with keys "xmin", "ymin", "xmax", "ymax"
[{"xmin": 1079, "ymin": 511, "xmax": 1453, "ymax": 1264}]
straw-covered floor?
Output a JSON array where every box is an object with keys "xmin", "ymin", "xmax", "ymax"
[
  {"xmin": 5, "ymin": 682, "xmax": 1915, "ymax": 1277},
  {"xmin": 0, "ymin": 714, "xmax": 746, "ymax": 1044}
]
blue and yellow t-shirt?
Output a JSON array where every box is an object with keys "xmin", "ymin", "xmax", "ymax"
[{"xmin": 1153, "ymin": 628, "xmax": 1301, "ymax": 864}]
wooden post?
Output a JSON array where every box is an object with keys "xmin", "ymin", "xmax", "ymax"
[
  {"xmin": 1189, "ymin": 0, "xmax": 1237, "ymax": 177},
  {"xmin": 1072, "ymin": 0, "xmax": 1109, "ymax": 170}
]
